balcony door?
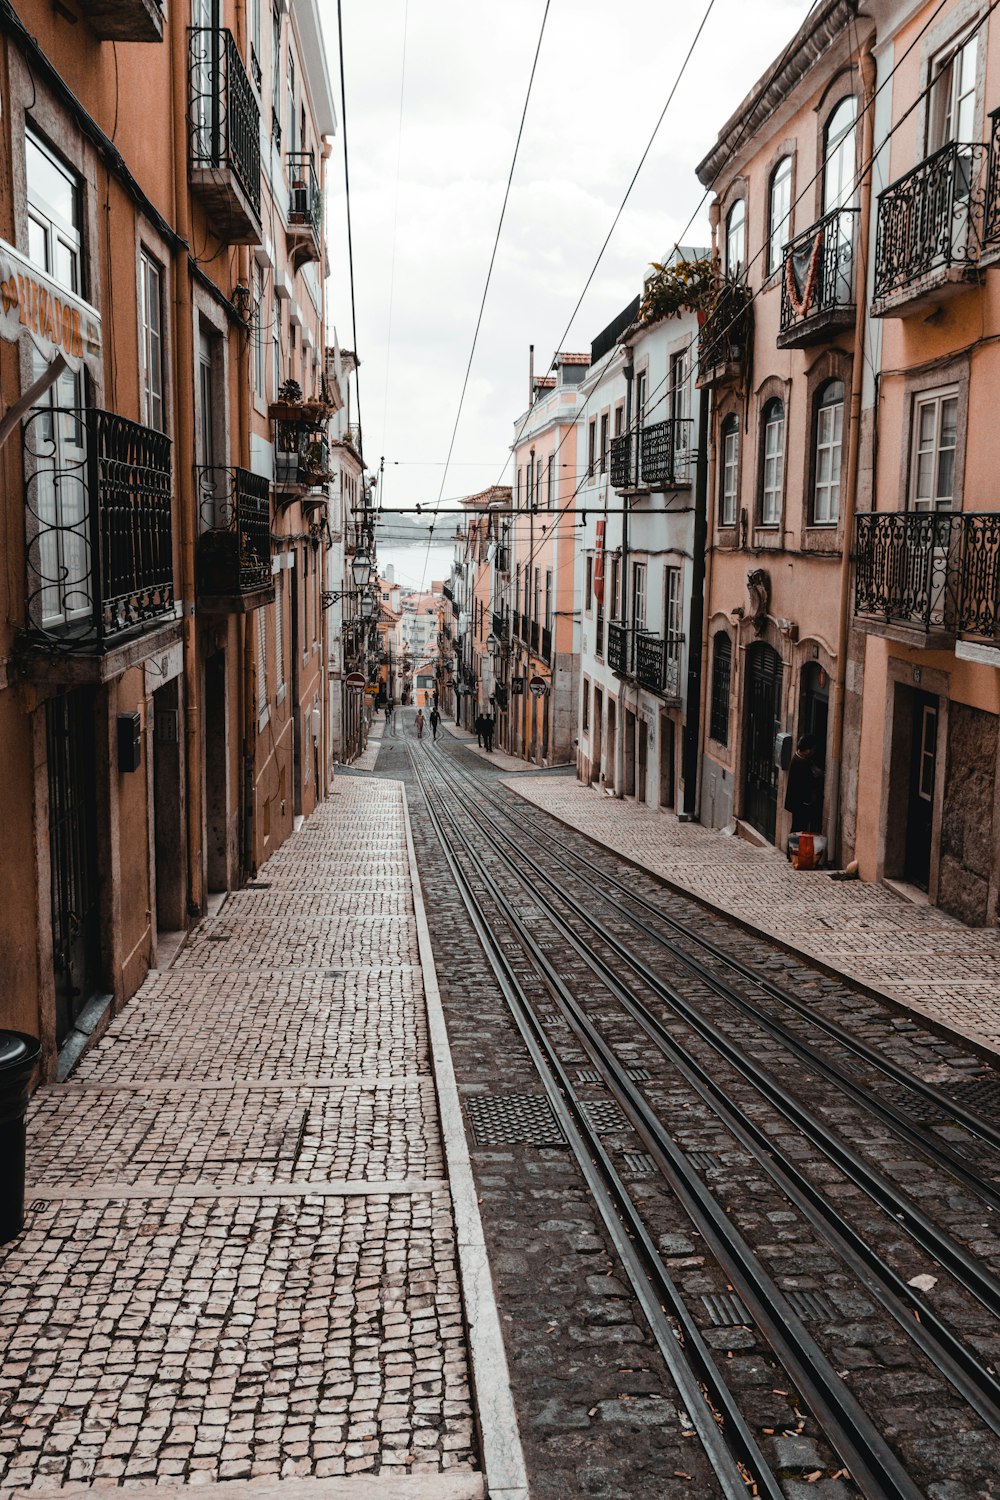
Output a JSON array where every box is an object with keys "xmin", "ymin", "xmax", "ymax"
[
  {"xmin": 929, "ymin": 34, "xmax": 979, "ymax": 258},
  {"xmin": 906, "ymin": 691, "xmax": 939, "ymax": 890},
  {"xmin": 823, "ymin": 98, "xmax": 857, "ymax": 304},
  {"xmin": 743, "ymin": 643, "xmax": 783, "ymax": 843},
  {"xmin": 46, "ymin": 690, "xmax": 101, "ymax": 1047},
  {"xmin": 190, "ymin": 0, "xmax": 221, "ymax": 165}
]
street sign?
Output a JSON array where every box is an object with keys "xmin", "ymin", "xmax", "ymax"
[
  {"xmin": 346, "ymin": 672, "xmax": 366, "ymax": 690},
  {"xmin": 510, "ymin": 677, "xmax": 525, "ymax": 696},
  {"xmin": 529, "ymin": 675, "xmax": 548, "ymax": 698}
]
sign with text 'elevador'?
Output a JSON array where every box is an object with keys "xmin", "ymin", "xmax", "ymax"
[{"xmin": 0, "ymin": 237, "xmax": 103, "ymax": 379}]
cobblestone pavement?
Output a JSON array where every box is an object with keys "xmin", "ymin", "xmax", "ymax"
[
  {"xmin": 0, "ymin": 777, "xmax": 480, "ymax": 1494},
  {"xmin": 508, "ymin": 773, "xmax": 1000, "ymax": 1058},
  {"xmin": 438, "ymin": 720, "xmax": 537, "ymax": 776}
]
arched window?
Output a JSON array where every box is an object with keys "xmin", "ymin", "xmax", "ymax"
[
  {"xmin": 726, "ymin": 199, "xmax": 746, "ymax": 276},
  {"xmin": 812, "ymin": 379, "xmax": 845, "ymax": 524},
  {"xmin": 768, "ymin": 156, "xmax": 792, "ymax": 274},
  {"xmin": 719, "ymin": 414, "xmax": 739, "ymax": 527},
  {"xmin": 824, "ymin": 97, "xmax": 857, "ymax": 214},
  {"xmin": 760, "ymin": 398, "xmax": 785, "ymax": 525},
  {"xmin": 710, "ymin": 633, "xmax": 732, "ymax": 746}
]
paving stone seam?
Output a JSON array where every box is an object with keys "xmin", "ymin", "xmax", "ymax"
[
  {"xmin": 49, "ymin": 1073, "xmax": 429, "ymax": 1094},
  {"xmin": 27, "ymin": 1177, "xmax": 450, "ymax": 1202},
  {"xmin": 399, "ymin": 781, "xmax": 529, "ymax": 1500}
]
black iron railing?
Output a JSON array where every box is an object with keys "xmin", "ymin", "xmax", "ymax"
[
  {"xmin": 634, "ymin": 631, "xmax": 683, "ymax": 698},
  {"xmin": 196, "ymin": 465, "xmax": 271, "ymax": 597},
  {"xmin": 698, "ymin": 278, "xmax": 752, "ymax": 380},
  {"xmin": 541, "ymin": 625, "xmax": 552, "ymax": 661},
  {"xmin": 873, "ymin": 141, "xmax": 986, "ymax": 305},
  {"xmin": 274, "ymin": 421, "xmax": 330, "ymax": 488},
  {"xmin": 986, "ymin": 109, "xmax": 1000, "ymax": 244},
  {"xmin": 188, "ymin": 28, "xmax": 261, "ymax": 218},
  {"xmin": 287, "ymin": 151, "xmax": 321, "ymax": 241},
  {"xmin": 779, "ymin": 207, "xmax": 858, "ymax": 335},
  {"xmin": 607, "ymin": 620, "xmax": 628, "ymax": 674},
  {"xmin": 23, "ymin": 407, "xmax": 174, "ymax": 651},
  {"xmin": 957, "ymin": 513, "xmax": 1000, "ymax": 640},
  {"xmin": 855, "ymin": 512, "xmax": 961, "ymax": 631},
  {"xmin": 610, "ymin": 433, "xmax": 632, "ymax": 490},
  {"xmin": 640, "ymin": 419, "xmax": 694, "ymax": 488},
  {"xmin": 492, "ymin": 611, "xmax": 506, "ymax": 639}
]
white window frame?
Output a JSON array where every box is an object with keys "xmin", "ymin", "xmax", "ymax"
[
  {"xmin": 632, "ymin": 561, "xmax": 646, "ymax": 632},
  {"xmin": 720, "ymin": 418, "xmax": 739, "ymax": 527},
  {"xmin": 760, "ymin": 401, "xmax": 785, "ymax": 526},
  {"xmin": 139, "ymin": 249, "xmax": 166, "ymax": 432},
  {"xmin": 909, "ymin": 386, "xmax": 959, "ymax": 512},
  {"xmin": 664, "ymin": 565, "xmax": 682, "ymax": 649},
  {"xmin": 257, "ymin": 609, "xmax": 269, "ymax": 724},
  {"xmin": 252, "ymin": 262, "xmax": 266, "ymax": 401},
  {"xmin": 726, "ymin": 199, "xmax": 746, "ymax": 276},
  {"xmin": 769, "ymin": 156, "xmax": 792, "ymax": 274},
  {"xmin": 812, "ymin": 383, "xmax": 844, "ymax": 525},
  {"xmin": 930, "ymin": 30, "xmax": 978, "ymax": 151}
]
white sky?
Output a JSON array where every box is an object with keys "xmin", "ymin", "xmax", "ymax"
[{"xmin": 325, "ymin": 0, "xmax": 815, "ymax": 525}]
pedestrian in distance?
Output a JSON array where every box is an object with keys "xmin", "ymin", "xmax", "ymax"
[
  {"xmin": 384, "ymin": 702, "xmax": 394, "ymax": 737},
  {"xmin": 784, "ymin": 733, "xmax": 823, "ymax": 833},
  {"xmin": 415, "ymin": 709, "xmax": 425, "ymax": 741},
  {"xmin": 475, "ymin": 712, "xmax": 485, "ymax": 748},
  {"xmin": 429, "ymin": 707, "xmax": 440, "ymax": 741},
  {"xmin": 482, "ymin": 713, "xmax": 495, "ymax": 753}
]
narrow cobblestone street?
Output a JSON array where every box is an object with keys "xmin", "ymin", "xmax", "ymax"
[{"xmin": 0, "ymin": 776, "xmax": 494, "ymax": 1496}]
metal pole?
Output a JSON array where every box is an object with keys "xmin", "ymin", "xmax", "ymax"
[{"xmin": 680, "ymin": 383, "xmax": 710, "ymax": 821}]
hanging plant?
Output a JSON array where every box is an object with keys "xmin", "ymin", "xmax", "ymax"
[{"xmin": 638, "ymin": 257, "xmax": 718, "ymax": 325}]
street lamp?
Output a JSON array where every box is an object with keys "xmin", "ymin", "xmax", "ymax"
[{"xmin": 352, "ymin": 551, "xmax": 375, "ymax": 588}]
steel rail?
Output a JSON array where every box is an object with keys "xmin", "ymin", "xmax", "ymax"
[
  {"xmin": 404, "ymin": 746, "xmax": 783, "ymax": 1500},
  {"xmin": 437, "ymin": 751, "xmax": 1000, "ymax": 1201},
  {"xmin": 411, "ymin": 749, "xmax": 926, "ymax": 1500},
  {"xmin": 422, "ymin": 753, "xmax": 1000, "ymax": 1437}
]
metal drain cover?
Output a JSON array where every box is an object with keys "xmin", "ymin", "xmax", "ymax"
[
  {"xmin": 701, "ymin": 1292, "xmax": 751, "ymax": 1327},
  {"xmin": 688, "ymin": 1150, "xmax": 719, "ymax": 1170},
  {"xmin": 622, "ymin": 1151, "xmax": 656, "ymax": 1175},
  {"xmin": 784, "ymin": 1289, "xmax": 836, "ymax": 1322},
  {"xmin": 581, "ymin": 1099, "xmax": 630, "ymax": 1134},
  {"xmin": 466, "ymin": 1094, "xmax": 566, "ymax": 1147},
  {"xmin": 944, "ymin": 1074, "xmax": 1000, "ymax": 1118},
  {"xmin": 627, "ymin": 1067, "xmax": 651, "ymax": 1083}
]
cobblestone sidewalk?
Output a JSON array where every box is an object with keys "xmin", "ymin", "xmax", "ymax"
[
  {"xmin": 508, "ymin": 775, "xmax": 1000, "ymax": 1058},
  {"xmin": 438, "ymin": 720, "xmax": 538, "ymax": 775},
  {"xmin": 0, "ymin": 779, "xmax": 483, "ymax": 1495}
]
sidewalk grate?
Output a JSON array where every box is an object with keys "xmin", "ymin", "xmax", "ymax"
[
  {"xmin": 785, "ymin": 1289, "xmax": 835, "ymax": 1322},
  {"xmin": 688, "ymin": 1151, "xmax": 719, "ymax": 1170},
  {"xmin": 701, "ymin": 1292, "xmax": 751, "ymax": 1328},
  {"xmin": 581, "ymin": 1100, "xmax": 630, "ymax": 1134},
  {"xmin": 627, "ymin": 1067, "xmax": 651, "ymax": 1083},
  {"xmin": 576, "ymin": 1069, "xmax": 602, "ymax": 1085},
  {"xmin": 622, "ymin": 1151, "xmax": 656, "ymax": 1175},
  {"xmin": 466, "ymin": 1094, "xmax": 566, "ymax": 1147},
  {"xmin": 943, "ymin": 1074, "xmax": 1000, "ymax": 1119}
]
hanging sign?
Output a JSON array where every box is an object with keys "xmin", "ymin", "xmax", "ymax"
[
  {"xmin": 346, "ymin": 672, "xmax": 366, "ymax": 690},
  {"xmin": 0, "ymin": 238, "xmax": 102, "ymax": 378},
  {"xmin": 593, "ymin": 518, "xmax": 606, "ymax": 607},
  {"xmin": 529, "ymin": 675, "xmax": 548, "ymax": 698}
]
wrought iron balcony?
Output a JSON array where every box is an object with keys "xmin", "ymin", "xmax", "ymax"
[
  {"xmin": 640, "ymin": 419, "xmax": 694, "ymax": 488},
  {"xmin": 778, "ymin": 207, "xmax": 858, "ymax": 347},
  {"xmin": 872, "ymin": 142, "xmax": 987, "ymax": 316},
  {"xmin": 273, "ymin": 423, "xmax": 331, "ymax": 491},
  {"xmin": 697, "ymin": 278, "xmax": 752, "ymax": 386},
  {"xmin": 610, "ymin": 433, "xmax": 632, "ymax": 491},
  {"xmin": 196, "ymin": 466, "xmax": 273, "ymax": 609},
  {"xmin": 607, "ymin": 620, "xmax": 628, "ymax": 675},
  {"xmin": 22, "ymin": 407, "xmax": 175, "ymax": 655},
  {"xmin": 492, "ymin": 611, "xmax": 506, "ymax": 639},
  {"xmin": 188, "ymin": 28, "xmax": 262, "ymax": 244},
  {"xmin": 541, "ymin": 625, "xmax": 552, "ymax": 662},
  {"xmin": 985, "ymin": 110, "xmax": 1000, "ymax": 246},
  {"xmin": 957, "ymin": 514, "xmax": 1000, "ymax": 642},
  {"xmin": 635, "ymin": 631, "xmax": 684, "ymax": 700},
  {"xmin": 287, "ymin": 152, "xmax": 322, "ymax": 263},
  {"xmin": 82, "ymin": 0, "xmax": 162, "ymax": 42}
]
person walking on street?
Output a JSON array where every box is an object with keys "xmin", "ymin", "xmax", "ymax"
[
  {"xmin": 429, "ymin": 707, "xmax": 440, "ymax": 741},
  {"xmin": 385, "ymin": 702, "xmax": 395, "ymax": 737},
  {"xmin": 415, "ymin": 709, "xmax": 425, "ymax": 741},
  {"xmin": 475, "ymin": 712, "xmax": 485, "ymax": 748},
  {"xmin": 784, "ymin": 733, "xmax": 823, "ymax": 833},
  {"xmin": 482, "ymin": 713, "xmax": 495, "ymax": 753}
]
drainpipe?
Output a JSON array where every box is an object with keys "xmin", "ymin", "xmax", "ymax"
[
  {"xmin": 614, "ymin": 357, "xmax": 633, "ymax": 797},
  {"xmin": 680, "ymin": 382, "xmax": 710, "ymax": 819},
  {"xmin": 170, "ymin": 5, "xmax": 205, "ymax": 918},
  {"xmin": 830, "ymin": 36, "xmax": 875, "ymax": 865}
]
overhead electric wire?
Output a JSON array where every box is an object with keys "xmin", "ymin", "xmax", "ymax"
[{"xmin": 416, "ymin": 0, "xmax": 553, "ymax": 594}]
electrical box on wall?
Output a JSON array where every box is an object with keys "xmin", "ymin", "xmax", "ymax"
[
  {"xmin": 774, "ymin": 732, "xmax": 793, "ymax": 772},
  {"xmin": 118, "ymin": 712, "xmax": 142, "ymax": 774}
]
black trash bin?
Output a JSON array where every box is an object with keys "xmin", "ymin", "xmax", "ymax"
[{"xmin": 0, "ymin": 1032, "xmax": 41, "ymax": 1245}]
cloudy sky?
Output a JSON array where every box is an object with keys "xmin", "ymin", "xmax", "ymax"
[{"xmin": 324, "ymin": 0, "xmax": 815, "ymax": 530}]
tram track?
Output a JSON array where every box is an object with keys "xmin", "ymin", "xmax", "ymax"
[{"xmin": 406, "ymin": 743, "xmax": 1000, "ymax": 1499}]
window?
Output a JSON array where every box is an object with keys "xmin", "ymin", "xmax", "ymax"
[
  {"xmin": 582, "ymin": 679, "xmax": 590, "ymax": 732},
  {"xmin": 760, "ymin": 398, "xmax": 785, "ymax": 525},
  {"xmin": 544, "ymin": 569, "xmax": 553, "ymax": 632},
  {"xmin": 533, "ymin": 567, "xmax": 540, "ymax": 626},
  {"xmin": 272, "ymin": 329, "xmax": 281, "ymax": 402},
  {"xmin": 768, "ymin": 156, "xmax": 792, "ymax": 274},
  {"xmin": 252, "ymin": 262, "xmax": 265, "ymax": 400},
  {"xmin": 547, "ymin": 453, "xmax": 555, "ymax": 508},
  {"xmin": 535, "ymin": 458, "xmax": 543, "ymax": 509},
  {"xmin": 609, "ymin": 556, "xmax": 620, "ymax": 620},
  {"xmin": 632, "ymin": 562, "xmax": 646, "ymax": 632},
  {"xmin": 930, "ymin": 32, "xmax": 978, "ymax": 150},
  {"xmin": 26, "ymin": 130, "xmax": 82, "ymax": 293},
  {"xmin": 614, "ymin": 404, "xmax": 624, "ymax": 438},
  {"xmin": 585, "ymin": 554, "xmax": 593, "ymax": 612},
  {"xmin": 139, "ymin": 250, "xmax": 166, "ymax": 432},
  {"xmin": 257, "ymin": 610, "xmax": 268, "ymax": 718},
  {"xmin": 248, "ymin": 0, "xmax": 261, "ymax": 89},
  {"xmin": 823, "ymin": 97, "xmax": 857, "ymax": 214},
  {"xmin": 670, "ymin": 350, "xmax": 691, "ymax": 474},
  {"xmin": 600, "ymin": 414, "xmax": 609, "ymax": 474},
  {"xmin": 664, "ymin": 566, "xmax": 682, "ymax": 650},
  {"xmin": 720, "ymin": 415, "xmax": 739, "ymax": 527},
  {"xmin": 726, "ymin": 199, "xmax": 745, "ymax": 276},
  {"xmin": 274, "ymin": 575, "xmax": 285, "ymax": 697},
  {"xmin": 587, "ymin": 420, "xmax": 596, "ymax": 478},
  {"xmin": 287, "ymin": 49, "xmax": 297, "ymax": 154},
  {"xmin": 909, "ymin": 388, "xmax": 959, "ymax": 511},
  {"xmin": 516, "ymin": 467, "xmax": 522, "ymax": 507},
  {"xmin": 636, "ymin": 371, "xmax": 647, "ymax": 425},
  {"xmin": 812, "ymin": 380, "xmax": 844, "ymax": 524},
  {"xmin": 710, "ymin": 633, "xmax": 732, "ymax": 745}
]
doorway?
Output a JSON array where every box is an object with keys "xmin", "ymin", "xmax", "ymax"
[
  {"xmin": 624, "ymin": 709, "xmax": 636, "ymax": 797},
  {"xmin": 46, "ymin": 689, "xmax": 101, "ymax": 1047},
  {"xmin": 743, "ymin": 643, "xmax": 783, "ymax": 842},
  {"xmin": 637, "ymin": 718, "xmax": 648, "ymax": 804},
  {"xmin": 799, "ymin": 662, "xmax": 830, "ymax": 762},
  {"xmin": 204, "ymin": 650, "xmax": 228, "ymax": 893},
  {"xmin": 290, "ymin": 564, "xmax": 303, "ymax": 816},
  {"xmin": 659, "ymin": 715, "xmax": 675, "ymax": 808},
  {"xmin": 607, "ymin": 698, "xmax": 616, "ymax": 792},
  {"xmin": 152, "ymin": 680, "xmax": 186, "ymax": 936},
  {"xmin": 592, "ymin": 687, "xmax": 603, "ymax": 783},
  {"xmin": 906, "ymin": 690, "xmax": 939, "ymax": 890}
]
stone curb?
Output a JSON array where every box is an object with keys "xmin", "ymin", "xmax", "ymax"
[{"xmin": 400, "ymin": 784, "xmax": 530, "ymax": 1500}]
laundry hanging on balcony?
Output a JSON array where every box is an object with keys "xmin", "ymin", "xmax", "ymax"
[{"xmin": 785, "ymin": 226, "xmax": 824, "ymax": 317}]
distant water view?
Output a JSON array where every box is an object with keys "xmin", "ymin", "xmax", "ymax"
[{"xmin": 377, "ymin": 539, "xmax": 454, "ymax": 591}]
